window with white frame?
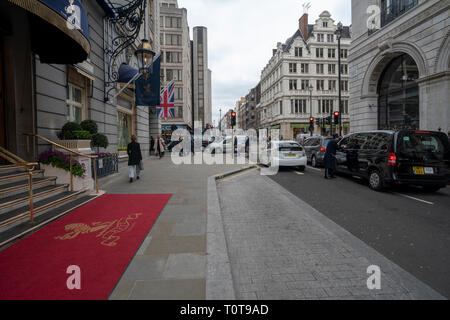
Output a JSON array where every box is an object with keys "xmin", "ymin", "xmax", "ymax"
[
  {"xmin": 66, "ymin": 84, "xmax": 85, "ymax": 124},
  {"xmin": 289, "ymin": 80, "xmax": 297, "ymax": 90}
]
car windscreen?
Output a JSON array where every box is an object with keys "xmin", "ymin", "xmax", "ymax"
[
  {"xmin": 321, "ymin": 138, "xmax": 333, "ymax": 146},
  {"xmin": 397, "ymin": 132, "xmax": 450, "ymax": 161},
  {"xmin": 279, "ymin": 143, "xmax": 303, "ymax": 151}
]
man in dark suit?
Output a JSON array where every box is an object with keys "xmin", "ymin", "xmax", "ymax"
[
  {"xmin": 324, "ymin": 134, "xmax": 341, "ymax": 179},
  {"xmin": 127, "ymin": 135, "xmax": 143, "ymax": 183}
]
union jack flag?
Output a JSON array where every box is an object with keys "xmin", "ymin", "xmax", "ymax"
[{"xmin": 157, "ymin": 81, "xmax": 176, "ymax": 119}]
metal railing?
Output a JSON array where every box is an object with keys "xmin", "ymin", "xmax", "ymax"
[
  {"xmin": 0, "ymin": 146, "xmax": 38, "ymax": 222},
  {"xmin": 24, "ymin": 133, "xmax": 99, "ymax": 194}
]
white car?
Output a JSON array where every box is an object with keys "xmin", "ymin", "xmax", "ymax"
[
  {"xmin": 262, "ymin": 140, "xmax": 307, "ymax": 170},
  {"xmin": 207, "ymin": 136, "xmax": 247, "ymax": 154}
]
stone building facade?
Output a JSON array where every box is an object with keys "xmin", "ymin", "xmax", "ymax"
[
  {"xmin": 259, "ymin": 11, "xmax": 351, "ymax": 140},
  {"xmin": 350, "ymin": 0, "xmax": 450, "ymax": 134}
]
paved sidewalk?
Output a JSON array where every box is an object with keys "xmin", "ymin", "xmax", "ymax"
[
  {"xmin": 215, "ymin": 169, "xmax": 444, "ymax": 300},
  {"xmin": 102, "ymin": 154, "xmax": 242, "ymax": 300}
]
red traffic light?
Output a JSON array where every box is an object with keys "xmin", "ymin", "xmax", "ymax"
[
  {"xmin": 309, "ymin": 117, "xmax": 314, "ymax": 122},
  {"xmin": 232, "ymin": 112, "xmax": 236, "ymax": 117},
  {"xmin": 334, "ymin": 111, "xmax": 340, "ymax": 117}
]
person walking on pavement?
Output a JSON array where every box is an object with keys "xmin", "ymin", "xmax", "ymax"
[
  {"xmin": 153, "ymin": 135, "xmax": 166, "ymax": 159},
  {"xmin": 150, "ymin": 136, "xmax": 155, "ymax": 155},
  {"xmin": 324, "ymin": 133, "xmax": 341, "ymax": 179},
  {"xmin": 127, "ymin": 135, "xmax": 143, "ymax": 183}
]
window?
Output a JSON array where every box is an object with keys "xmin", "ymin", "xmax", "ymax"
[
  {"xmin": 166, "ymin": 69, "xmax": 182, "ymax": 81},
  {"xmin": 328, "ymin": 64, "xmax": 336, "ymax": 74},
  {"xmin": 341, "ymin": 80, "xmax": 349, "ymax": 91},
  {"xmin": 381, "ymin": 0, "xmax": 418, "ymax": 27},
  {"xmin": 301, "ymin": 63, "xmax": 309, "ymax": 74},
  {"xmin": 341, "ymin": 64, "xmax": 348, "ymax": 74},
  {"xmin": 279, "ymin": 101, "xmax": 283, "ymax": 114},
  {"xmin": 323, "ymin": 22, "xmax": 328, "ymax": 28},
  {"xmin": 301, "ymin": 80, "xmax": 310, "ymax": 90},
  {"xmin": 165, "ymin": 17, "xmax": 181, "ymax": 28},
  {"xmin": 291, "ymin": 99, "xmax": 307, "ymax": 114},
  {"xmin": 166, "ymin": 51, "xmax": 182, "ymax": 63},
  {"xmin": 317, "ymin": 34, "xmax": 324, "ymax": 42},
  {"xmin": 316, "ymin": 64, "xmax": 324, "ymax": 74},
  {"xmin": 295, "ymin": 47, "xmax": 303, "ymax": 57},
  {"xmin": 327, "ymin": 34, "xmax": 334, "ymax": 42},
  {"xmin": 118, "ymin": 111, "xmax": 132, "ymax": 151},
  {"xmin": 328, "ymin": 48, "xmax": 335, "ymax": 58},
  {"xmin": 319, "ymin": 99, "xmax": 334, "ymax": 114},
  {"xmin": 289, "ymin": 63, "xmax": 297, "ymax": 73},
  {"xmin": 340, "ymin": 49, "xmax": 348, "ymax": 59},
  {"xmin": 342, "ymin": 100, "xmax": 349, "ymax": 114},
  {"xmin": 316, "ymin": 48, "xmax": 324, "ymax": 58},
  {"xmin": 174, "ymin": 87, "xmax": 183, "ymax": 100},
  {"xmin": 328, "ymin": 80, "xmax": 336, "ymax": 91},
  {"xmin": 66, "ymin": 84, "xmax": 84, "ymax": 123},
  {"xmin": 165, "ymin": 34, "xmax": 182, "ymax": 46},
  {"xmin": 289, "ymin": 80, "xmax": 297, "ymax": 90},
  {"xmin": 316, "ymin": 80, "xmax": 325, "ymax": 90}
]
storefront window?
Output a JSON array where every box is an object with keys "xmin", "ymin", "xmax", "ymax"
[{"xmin": 118, "ymin": 111, "xmax": 132, "ymax": 151}]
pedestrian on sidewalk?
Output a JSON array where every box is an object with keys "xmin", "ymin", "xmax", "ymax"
[
  {"xmin": 127, "ymin": 135, "xmax": 143, "ymax": 183},
  {"xmin": 324, "ymin": 134, "xmax": 341, "ymax": 179},
  {"xmin": 150, "ymin": 136, "xmax": 155, "ymax": 155},
  {"xmin": 154, "ymin": 135, "xmax": 166, "ymax": 159}
]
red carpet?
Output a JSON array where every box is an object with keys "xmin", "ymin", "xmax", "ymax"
[{"xmin": 0, "ymin": 194, "xmax": 171, "ymax": 300}]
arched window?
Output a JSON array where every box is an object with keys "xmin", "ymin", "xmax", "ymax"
[{"xmin": 378, "ymin": 54, "xmax": 419, "ymax": 130}]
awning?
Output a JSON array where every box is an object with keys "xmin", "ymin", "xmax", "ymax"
[
  {"xmin": 8, "ymin": 0, "xmax": 90, "ymax": 64},
  {"xmin": 117, "ymin": 63, "xmax": 139, "ymax": 83}
]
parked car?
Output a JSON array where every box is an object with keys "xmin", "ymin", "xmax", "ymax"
[
  {"xmin": 208, "ymin": 136, "xmax": 233, "ymax": 154},
  {"xmin": 335, "ymin": 130, "xmax": 450, "ymax": 192},
  {"xmin": 296, "ymin": 133, "xmax": 319, "ymax": 145},
  {"xmin": 303, "ymin": 136, "xmax": 334, "ymax": 167},
  {"xmin": 261, "ymin": 140, "xmax": 307, "ymax": 170}
]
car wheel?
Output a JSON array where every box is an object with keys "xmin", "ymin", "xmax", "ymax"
[
  {"xmin": 311, "ymin": 156, "xmax": 317, "ymax": 168},
  {"xmin": 368, "ymin": 169, "xmax": 384, "ymax": 191},
  {"xmin": 422, "ymin": 186, "xmax": 442, "ymax": 193}
]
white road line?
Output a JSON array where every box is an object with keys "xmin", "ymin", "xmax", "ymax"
[
  {"xmin": 394, "ymin": 193, "xmax": 434, "ymax": 205},
  {"xmin": 295, "ymin": 171, "xmax": 304, "ymax": 175},
  {"xmin": 307, "ymin": 166, "xmax": 322, "ymax": 172}
]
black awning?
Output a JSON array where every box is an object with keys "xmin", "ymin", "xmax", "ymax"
[{"xmin": 8, "ymin": 0, "xmax": 90, "ymax": 64}]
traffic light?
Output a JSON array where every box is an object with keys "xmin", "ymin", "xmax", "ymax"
[
  {"xmin": 334, "ymin": 111, "xmax": 340, "ymax": 125},
  {"xmin": 309, "ymin": 117, "xmax": 314, "ymax": 126},
  {"xmin": 231, "ymin": 112, "xmax": 236, "ymax": 127},
  {"xmin": 326, "ymin": 116, "xmax": 332, "ymax": 125}
]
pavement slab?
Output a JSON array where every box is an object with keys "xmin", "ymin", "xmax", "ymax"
[{"xmin": 214, "ymin": 169, "xmax": 445, "ymax": 300}]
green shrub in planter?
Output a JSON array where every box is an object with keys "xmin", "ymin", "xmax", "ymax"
[
  {"xmin": 80, "ymin": 120, "xmax": 98, "ymax": 135},
  {"xmin": 58, "ymin": 122, "xmax": 83, "ymax": 140},
  {"xmin": 73, "ymin": 130, "xmax": 92, "ymax": 140},
  {"xmin": 92, "ymin": 133, "xmax": 109, "ymax": 153}
]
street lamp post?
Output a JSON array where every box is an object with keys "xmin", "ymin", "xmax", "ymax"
[
  {"xmin": 336, "ymin": 21, "xmax": 344, "ymax": 136},
  {"xmin": 219, "ymin": 108, "xmax": 222, "ymax": 133},
  {"xmin": 308, "ymin": 84, "xmax": 314, "ymax": 136}
]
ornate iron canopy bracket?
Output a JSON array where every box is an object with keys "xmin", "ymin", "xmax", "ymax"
[{"xmin": 103, "ymin": 0, "xmax": 147, "ymax": 103}]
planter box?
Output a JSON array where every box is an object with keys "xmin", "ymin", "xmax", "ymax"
[
  {"xmin": 55, "ymin": 140, "xmax": 92, "ymax": 154},
  {"xmin": 40, "ymin": 164, "xmax": 93, "ymax": 191}
]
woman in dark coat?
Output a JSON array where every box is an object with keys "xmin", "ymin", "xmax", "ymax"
[{"xmin": 127, "ymin": 135, "xmax": 143, "ymax": 183}]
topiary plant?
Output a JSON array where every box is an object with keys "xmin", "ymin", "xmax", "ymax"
[
  {"xmin": 91, "ymin": 133, "xmax": 109, "ymax": 153},
  {"xmin": 58, "ymin": 122, "xmax": 83, "ymax": 140},
  {"xmin": 80, "ymin": 120, "xmax": 98, "ymax": 135}
]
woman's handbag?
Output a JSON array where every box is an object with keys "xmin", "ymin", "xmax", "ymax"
[{"xmin": 138, "ymin": 161, "xmax": 144, "ymax": 171}]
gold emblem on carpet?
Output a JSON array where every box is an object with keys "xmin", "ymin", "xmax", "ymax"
[{"xmin": 55, "ymin": 213, "xmax": 142, "ymax": 247}]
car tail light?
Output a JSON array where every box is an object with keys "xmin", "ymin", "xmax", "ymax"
[
  {"xmin": 415, "ymin": 131, "xmax": 430, "ymax": 134},
  {"xmin": 319, "ymin": 147, "xmax": 326, "ymax": 152},
  {"xmin": 388, "ymin": 153, "xmax": 397, "ymax": 166}
]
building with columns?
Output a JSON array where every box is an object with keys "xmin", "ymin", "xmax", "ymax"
[
  {"xmin": 259, "ymin": 11, "xmax": 351, "ymax": 140},
  {"xmin": 350, "ymin": 0, "xmax": 450, "ymax": 134}
]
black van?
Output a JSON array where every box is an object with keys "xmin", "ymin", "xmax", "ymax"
[{"xmin": 335, "ymin": 130, "xmax": 450, "ymax": 192}]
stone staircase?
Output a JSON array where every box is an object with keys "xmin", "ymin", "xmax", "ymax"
[{"xmin": 0, "ymin": 164, "xmax": 98, "ymax": 248}]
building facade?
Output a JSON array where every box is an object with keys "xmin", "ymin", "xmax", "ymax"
[
  {"xmin": 159, "ymin": 0, "xmax": 192, "ymax": 140},
  {"xmin": 0, "ymin": 0, "xmax": 161, "ymax": 162},
  {"xmin": 350, "ymin": 0, "xmax": 450, "ymax": 134},
  {"xmin": 192, "ymin": 26, "xmax": 212, "ymax": 128},
  {"xmin": 259, "ymin": 11, "xmax": 351, "ymax": 140}
]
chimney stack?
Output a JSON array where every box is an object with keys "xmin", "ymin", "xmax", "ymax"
[{"xmin": 299, "ymin": 13, "xmax": 308, "ymax": 40}]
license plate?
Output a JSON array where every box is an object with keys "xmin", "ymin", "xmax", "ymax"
[
  {"xmin": 286, "ymin": 154, "xmax": 297, "ymax": 157},
  {"xmin": 424, "ymin": 167, "xmax": 434, "ymax": 174},
  {"xmin": 413, "ymin": 166, "xmax": 424, "ymax": 175}
]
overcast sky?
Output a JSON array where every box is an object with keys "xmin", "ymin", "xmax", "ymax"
[{"xmin": 177, "ymin": 0, "xmax": 352, "ymax": 126}]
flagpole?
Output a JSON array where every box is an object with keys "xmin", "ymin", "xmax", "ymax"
[{"xmin": 110, "ymin": 71, "xmax": 143, "ymax": 103}]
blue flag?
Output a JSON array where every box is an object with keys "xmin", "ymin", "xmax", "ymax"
[{"xmin": 135, "ymin": 55, "xmax": 161, "ymax": 107}]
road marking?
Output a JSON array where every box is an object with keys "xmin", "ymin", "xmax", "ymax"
[
  {"xmin": 294, "ymin": 171, "xmax": 304, "ymax": 175},
  {"xmin": 394, "ymin": 193, "xmax": 434, "ymax": 205},
  {"xmin": 307, "ymin": 166, "xmax": 322, "ymax": 172}
]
